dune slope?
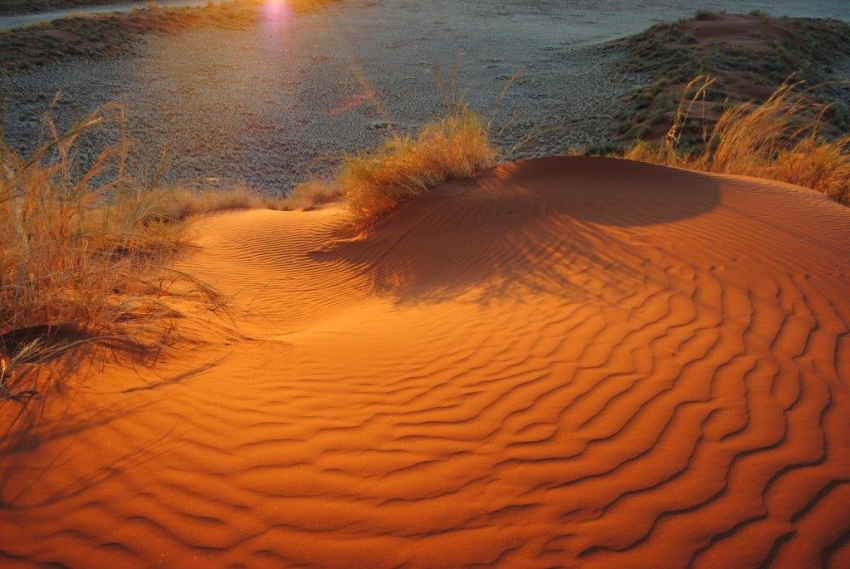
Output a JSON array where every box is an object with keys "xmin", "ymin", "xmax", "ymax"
[{"xmin": 1, "ymin": 156, "xmax": 849, "ymax": 567}]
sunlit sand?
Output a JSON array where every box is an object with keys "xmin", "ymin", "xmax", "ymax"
[
  {"xmin": 2, "ymin": 156, "xmax": 849, "ymax": 566},
  {"xmin": 1, "ymin": 1, "xmax": 850, "ymax": 567}
]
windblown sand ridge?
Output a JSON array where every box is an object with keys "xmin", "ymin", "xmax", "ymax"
[{"xmin": 1, "ymin": 157, "xmax": 849, "ymax": 567}]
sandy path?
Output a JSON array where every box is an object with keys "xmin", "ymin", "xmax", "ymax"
[{"xmin": 1, "ymin": 157, "xmax": 848, "ymax": 567}]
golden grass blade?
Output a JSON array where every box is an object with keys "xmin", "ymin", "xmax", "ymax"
[{"xmin": 625, "ymin": 79, "xmax": 850, "ymax": 205}]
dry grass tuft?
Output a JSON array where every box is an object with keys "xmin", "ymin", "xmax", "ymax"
[
  {"xmin": 150, "ymin": 185, "xmax": 284, "ymax": 221},
  {"xmin": 339, "ymin": 103, "xmax": 498, "ymax": 223},
  {"xmin": 0, "ymin": 103, "xmax": 224, "ymax": 400},
  {"xmin": 282, "ymin": 180, "xmax": 341, "ymax": 211},
  {"xmin": 626, "ymin": 77, "xmax": 850, "ymax": 205}
]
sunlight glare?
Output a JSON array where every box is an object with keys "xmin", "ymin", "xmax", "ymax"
[{"xmin": 264, "ymin": 0, "xmax": 292, "ymax": 23}]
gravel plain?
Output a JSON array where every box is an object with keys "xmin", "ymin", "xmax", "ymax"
[{"xmin": 2, "ymin": 0, "xmax": 849, "ymax": 193}]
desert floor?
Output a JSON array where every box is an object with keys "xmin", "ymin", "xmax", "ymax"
[{"xmin": 3, "ymin": 0, "xmax": 849, "ymax": 191}]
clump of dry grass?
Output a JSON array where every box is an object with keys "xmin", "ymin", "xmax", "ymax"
[
  {"xmin": 281, "ymin": 180, "xmax": 340, "ymax": 211},
  {"xmin": 150, "ymin": 182, "xmax": 341, "ymax": 217},
  {"xmin": 150, "ymin": 185, "xmax": 285, "ymax": 221},
  {"xmin": 0, "ymin": 103, "xmax": 223, "ymax": 400},
  {"xmin": 626, "ymin": 77, "xmax": 850, "ymax": 205},
  {"xmin": 338, "ymin": 103, "xmax": 498, "ymax": 223}
]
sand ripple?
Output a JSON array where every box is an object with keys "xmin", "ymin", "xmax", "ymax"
[{"xmin": 1, "ymin": 157, "xmax": 849, "ymax": 567}]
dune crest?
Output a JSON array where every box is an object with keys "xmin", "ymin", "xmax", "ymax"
[{"xmin": 1, "ymin": 157, "xmax": 849, "ymax": 567}]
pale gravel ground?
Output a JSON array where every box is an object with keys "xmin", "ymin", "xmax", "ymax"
[{"xmin": 2, "ymin": 0, "xmax": 849, "ymax": 193}]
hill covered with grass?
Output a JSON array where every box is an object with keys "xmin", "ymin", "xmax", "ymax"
[{"xmin": 614, "ymin": 11, "xmax": 850, "ymax": 143}]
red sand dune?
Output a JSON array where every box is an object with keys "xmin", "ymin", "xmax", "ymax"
[{"xmin": 1, "ymin": 157, "xmax": 849, "ymax": 567}]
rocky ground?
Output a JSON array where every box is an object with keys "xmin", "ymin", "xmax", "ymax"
[
  {"xmin": 0, "ymin": 0, "xmax": 651, "ymax": 193},
  {"xmin": 1, "ymin": 0, "xmax": 848, "ymax": 193}
]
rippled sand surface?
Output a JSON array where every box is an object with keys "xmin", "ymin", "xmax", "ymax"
[{"xmin": 2, "ymin": 157, "xmax": 848, "ymax": 567}]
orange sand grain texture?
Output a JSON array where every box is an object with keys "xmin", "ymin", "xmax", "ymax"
[{"xmin": 1, "ymin": 156, "xmax": 849, "ymax": 567}]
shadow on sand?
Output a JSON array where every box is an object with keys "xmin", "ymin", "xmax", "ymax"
[{"xmin": 312, "ymin": 156, "xmax": 722, "ymax": 307}]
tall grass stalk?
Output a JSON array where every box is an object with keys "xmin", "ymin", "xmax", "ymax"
[
  {"xmin": 0, "ymin": 104, "xmax": 223, "ymax": 400},
  {"xmin": 626, "ymin": 77, "xmax": 850, "ymax": 205}
]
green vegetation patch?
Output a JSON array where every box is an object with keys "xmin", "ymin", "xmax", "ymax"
[{"xmin": 614, "ymin": 12, "xmax": 850, "ymax": 146}]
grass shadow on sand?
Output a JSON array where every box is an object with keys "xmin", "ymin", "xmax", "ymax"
[
  {"xmin": 0, "ymin": 348, "xmax": 229, "ymax": 508},
  {"xmin": 311, "ymin": 156, "xmax": 722, "ymax": 307}
]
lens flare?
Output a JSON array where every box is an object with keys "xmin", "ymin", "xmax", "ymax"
[{"xmin": 264, "ymin": 0, "xmax": 292, "ymax": 22}]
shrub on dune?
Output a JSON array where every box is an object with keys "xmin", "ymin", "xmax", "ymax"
[
  {"xmin": 282, "ymin": 180, "xmax": 340, "ymax": 211},
  {"xmin": 0, "ymin": 105, "xmax": 221, "ymax": 399},
  {"xmin": 150, "ymin": 185, "xmax": 286, "ymax": 220},
  {"xmin": 339, "ymin": 103, "xmax": 498, "ymax": 223},
  {"xmin": 626, "ymin": 78, "xmax": 850, "ymax": 205}
]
